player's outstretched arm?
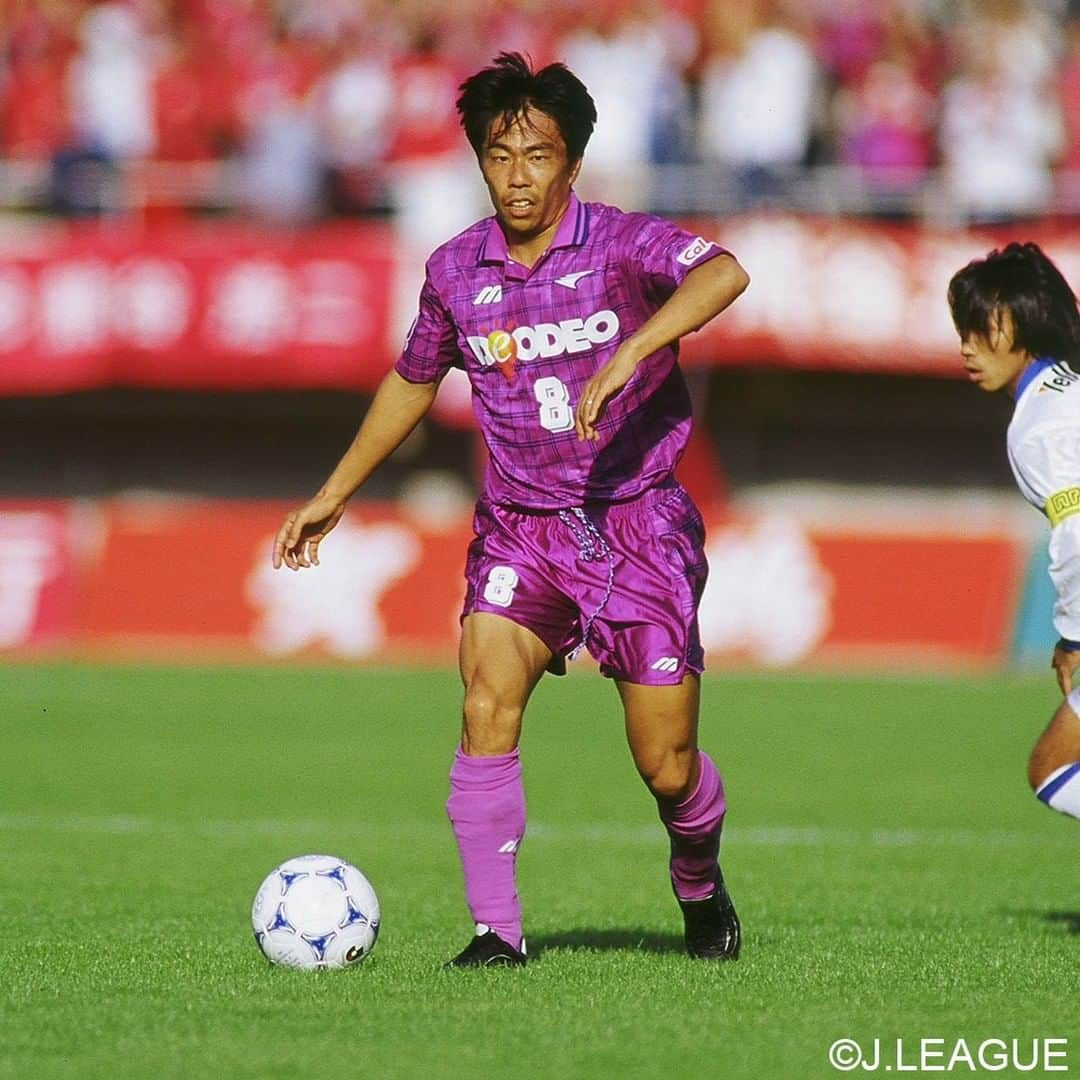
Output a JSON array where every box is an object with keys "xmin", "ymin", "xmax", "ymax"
[
  {"xmin": 273, "ymin": 370, "xmax": 439, "ymax": 570},
  {"xmin": 576, "ymin": 254, "xmax": 749, "ymax": 441}
]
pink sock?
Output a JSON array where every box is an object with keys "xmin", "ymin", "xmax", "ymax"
[
  {"xmin": 446, "ymin": 747, "xmax": 526, "ymax": 951},
  {"xmin": 659, "ymin": 750, "xmax": 726, "ymax": 901}
]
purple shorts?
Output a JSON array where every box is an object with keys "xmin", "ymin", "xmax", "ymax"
[{"xmin": 461, "ymin": 482, "xmax": 707, "ymax": 686}]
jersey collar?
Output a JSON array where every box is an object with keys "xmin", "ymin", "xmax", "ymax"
[
  {"xmin": 478, "ymin": 192, "xmax": 589, "ymax": 279},
  {"xmin": 1013, "ymin": 356, "xmax": 1054, "ymax": 400}
]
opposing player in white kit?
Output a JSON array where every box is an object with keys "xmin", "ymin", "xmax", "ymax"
[{"xmin": 949, "ymin": 241, "xmax": 1080, "ymax": 821}]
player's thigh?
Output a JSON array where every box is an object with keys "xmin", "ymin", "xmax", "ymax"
[
  {"xmin": 458, "ymin": 612, "xmax": 553, "ymax": 755},
  {"xmin": 589, "ymin": 486, "xmax": 707, "ymax": 686},
  {"xmin": 616, "ymin": 675, "xmax": 701, "ymax": 799},
  {"xmin": 1030, "ymin": 693, "xmax": 1080, "ymax": 787},
  {"xmin": 463, "ymin": 500, "xmax": 581, "ymax": 661}
]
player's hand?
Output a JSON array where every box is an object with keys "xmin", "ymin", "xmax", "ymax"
[
  {"xmin": 272, "ymin": 494, "xmax": 347, "ymax": 571},
  {"xmin": 1051, "ymin": 643, "xmax": 1080, "ymax": 695},
  {"xmin": 575, "ymin": 346, "xmax": 640, "ymax": 442}
]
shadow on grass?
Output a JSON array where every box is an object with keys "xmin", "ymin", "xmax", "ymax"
[
  {"xmin": 1043, "ymin": 911, "xmax": 1080, "ymax": 934},
  {"xmin": 1004, "ymin": 909, "xmax": 1080, "ymax": 934},
  {"xmin": 530, "ymin": 928, "xmax": 684, "ymax": 958}
]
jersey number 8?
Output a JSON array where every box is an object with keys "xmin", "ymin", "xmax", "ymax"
[{"xmin": 534, "ymin": 376, "xmax": 574, "ymax": 433}]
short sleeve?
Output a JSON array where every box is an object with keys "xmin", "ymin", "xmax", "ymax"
[
  {"xmin": 1018, "ymin": 423, "xmax": 1080, "ymax": 514},
  {"xmin": 1015, "ymin": 421, "xmax": 1080, "ymax": 640},
  {"xmin": 395, "ymin": 271, "xmax": 459, "ymax": 385},
  {"xmin": 624, "ymin": 214, "xmax": 728, "ymax": 304}
]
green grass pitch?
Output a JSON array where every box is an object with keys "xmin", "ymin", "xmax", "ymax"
[{"xmin": 2, "ymin": 663, "xmax": 1077, "ymax": 1079}]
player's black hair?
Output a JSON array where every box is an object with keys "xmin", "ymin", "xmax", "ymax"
[
  {"xmin": 456, "ymin": 52, "xmax": 597, "ymax": 163},
  {"xmin": 948, "ymin": 242, "xmax": 1080, "ymax": 364}
]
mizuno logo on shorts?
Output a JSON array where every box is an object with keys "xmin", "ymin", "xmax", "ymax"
[
  {"xmin": 651, "ymin": 657, "xmax": 680, "ymax": 673},
  {"xmin": 467, "ymin": 310, "xmax": 620, "ymax": 366}
]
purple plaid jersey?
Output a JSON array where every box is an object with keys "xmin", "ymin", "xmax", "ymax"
[{"xmin": 396, "ymin": 193, "xmax": 728, "ymax": 509}]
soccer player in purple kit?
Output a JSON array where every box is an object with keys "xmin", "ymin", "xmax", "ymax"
[{"xmin": 273, "ymin": 53, "xmax": 750, "ymax": 967}]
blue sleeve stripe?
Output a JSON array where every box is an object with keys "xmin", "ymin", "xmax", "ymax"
[{"xmin": 1037, "ymin": 761, "xmax": 1080, "ymax": 804}]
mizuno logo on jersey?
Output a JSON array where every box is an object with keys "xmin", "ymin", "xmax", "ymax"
[
  {"xmin": 555, "ymin": 270, "xmax": 596, "ymax": 290},
  {"xmin": 473, "ymin": 285, "xmax": 503, "ymax": 305},
  {"xmin": 650, "ymin": 657, "xmax": 680, "ymax": 673},
  {"xmin": 467, "ymin": 309, "xmax": 620, "ymax": 366}
]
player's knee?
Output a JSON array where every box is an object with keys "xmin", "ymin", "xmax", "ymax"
[
  {"xmin": 1027, "ymin": 709, "xmax": 1079, "ymax": 792},
  {"xmin": 462, "ymin": 681, "xmax": 523, "ymax": 753},
  {"xmin": 637, "ymin": 749, "xmax": 695, "ymax": 803}
]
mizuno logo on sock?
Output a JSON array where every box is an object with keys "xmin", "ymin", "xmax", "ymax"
[{"xmin": 497, "ymin": 839, "xmax": 519, "ymax": 854}]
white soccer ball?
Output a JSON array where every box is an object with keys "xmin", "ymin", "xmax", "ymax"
[{"xmin": 251, "ymin": 854, "xmax": 380, "ymax": 969}]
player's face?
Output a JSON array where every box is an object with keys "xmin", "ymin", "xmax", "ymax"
[
  {"xmin": 480, "ymin": 110, "xmax": 581, "ymax": 248},
  {"xmin": 959, "ymin": 307, "xmax": 1031, "ymax": 394}
]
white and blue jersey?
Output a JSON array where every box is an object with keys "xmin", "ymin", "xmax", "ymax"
[{"xmin": 1008, "ymin": 357, "xmax": 1080, "ymax": 641}]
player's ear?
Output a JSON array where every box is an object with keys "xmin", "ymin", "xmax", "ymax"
[{"xmin": 568, "ymin": 156, "xmax": 583, "ymax": 187}]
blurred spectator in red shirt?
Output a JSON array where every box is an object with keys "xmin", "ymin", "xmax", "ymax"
[
  {"xmin": 474, "ymin": 0, "xmax": 562, "ymax": 71},
  {"xmin": 2, "ymin": 43, "xmax": 69, "ymax": 159},
  {"xmin": 815, "ymin": 0, "xmax": 885, "ymax": 88},
  {"xmin": 183, "ymin": 0, "xmax": 272, "ymax": 72},
  {"xmin": 1060, "ymin": 16, "xmax": 1080, "ymax": 173},
  {"xmin": 384, "ymin": 23, "xmax": 484, "ymax": 251},
  {"xmin": 830, "ymin": 35, "xmax": 935, "ymax": 212},
  {"xmin": 153, "ymin": 28, "xmax": 216, "ymax": 161}
]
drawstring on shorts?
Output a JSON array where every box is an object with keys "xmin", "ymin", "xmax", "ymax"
[{"xmin": 557, "ymin": 506, "xmax": 615, "ymax": 659}]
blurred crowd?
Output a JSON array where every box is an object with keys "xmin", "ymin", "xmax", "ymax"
[{"xmin": 2, "ymin": 0, "xmax": 1080, "ymax": 232}]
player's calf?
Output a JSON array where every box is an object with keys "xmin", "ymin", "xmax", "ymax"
[{"xmin": 655, "ymin": 750, "xmax": 740, "ymax": 958}]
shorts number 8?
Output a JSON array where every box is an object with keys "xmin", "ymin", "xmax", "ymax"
[{"xmin": 483, "ymin": 565, "xmax": 519, "ymax": 608}]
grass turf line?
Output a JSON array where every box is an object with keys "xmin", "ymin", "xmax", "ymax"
[{"xmin": 1, "ymin": 663, "xmax": 1076, "ymax": 1079}]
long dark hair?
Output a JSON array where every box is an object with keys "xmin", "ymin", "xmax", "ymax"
[
  {"xmin": 456, "ymin": 52, "xmax": 597, "ymax": 163},
  {"xmin": 948, "ymin": 242, "xmax": 1080, "ymax": 363}
]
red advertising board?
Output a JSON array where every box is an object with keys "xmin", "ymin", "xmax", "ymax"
[
  {"xmin": 0, "ymin": 217, "xmax": 1076, "ymax": 395},
  {"xmin": 2, "ymin": 498, "xmax": 1027, "ymax": 671},
  {"xmin": 0, "ymin": 222, "xmax": 396, "ymax": 395},
  {"xmin": 77, "ymin": 500, "xmax": 470, "ymax": 660},
  {"xmin": 0, "ymin": 502, "xmax": 87, "ymax": 650},
  {"xmin": 679, "ymin": 217, "xmax": 1080, "ymax": 375}
]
